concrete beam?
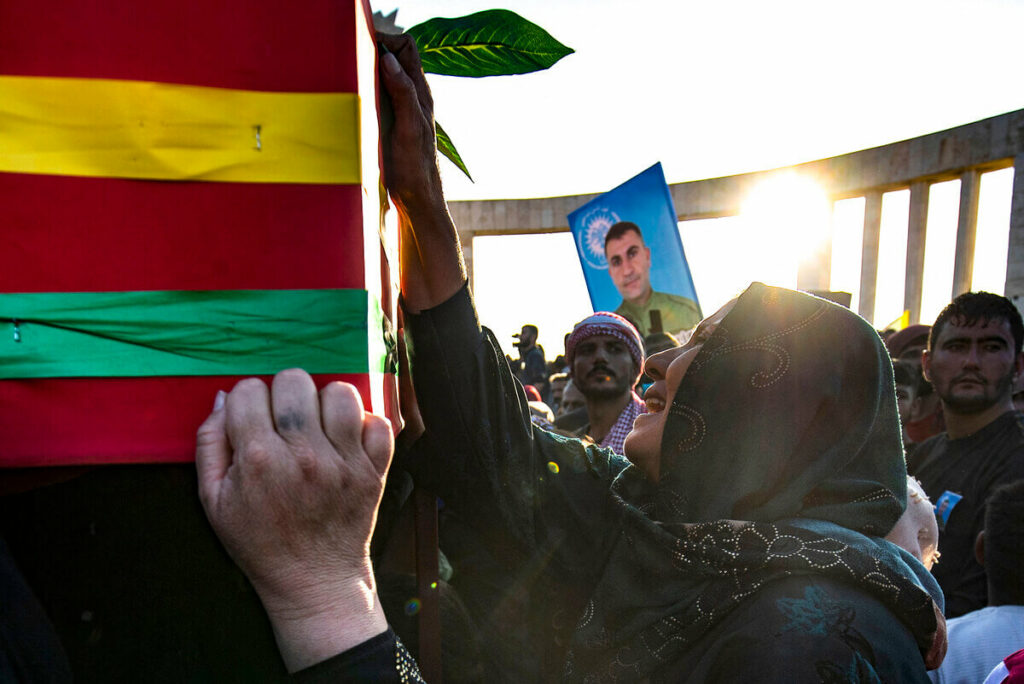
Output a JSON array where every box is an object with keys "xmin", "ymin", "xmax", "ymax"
[
  {"xmin": 446, "ymin": 108, "xmax": 1024, "ymax": 237},
  {"xmin": 460, "ymin": 234, "xmax": 475, "ymax": 294},
  {"xmin": 905, "ymin": 182, "xmax": 931, "ymax": 325},
  {"xmin": 1005, "ymin": 155, "xmax": 1024, "ymax": 312},
  {"xmin": 858, "ymin": 191, "xmax": 883, "ymax": 323},
  {"xmin": 951, "ymin": 170, "xmax": 981, "ymax": 298}
]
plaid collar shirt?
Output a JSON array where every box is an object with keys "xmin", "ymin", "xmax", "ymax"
[{"xmin": 600, "ymin": 391, "xmax": 646, "ymax": 455}]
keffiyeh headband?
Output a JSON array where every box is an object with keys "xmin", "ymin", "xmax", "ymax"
[{"xmin": 566, "ymin": 312, "xmax": 645, "ymax": 381}]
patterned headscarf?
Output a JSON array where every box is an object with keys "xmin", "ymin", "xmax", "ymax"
[
  {"xmin": 565, "ymin": 312, "xmax": 644, "ymax": 383},
  {"xmin": 655, "ymin": 282, "xmax": 907, "ymax": 531},
  {"xmin": 566, "ymin": 283, "xmax": 944, "ymax": 680}
]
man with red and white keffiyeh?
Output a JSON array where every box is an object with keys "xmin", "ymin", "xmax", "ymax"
[{"xmin": 564, "ymin": 311, "xmax": 646, "ymax": 455}]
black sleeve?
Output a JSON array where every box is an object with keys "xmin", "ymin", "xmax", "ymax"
[
  {"xmin": 291, "ymin": 629, "xmax": 423, "ymax": 684},
  {"xmin": 402, "ymin": 284, "xmax": 629, "ymax": 572}
]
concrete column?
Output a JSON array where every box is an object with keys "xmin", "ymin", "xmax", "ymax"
[
  {"xmin": 951, "ymin": 170, "xmax": 981, "ymax": 299},
  {"xmin": 1005, "ymin": 155, "xmax": 1024, "ymax": 314},
  {"xmin": 904, "ymin": 181, "xmax": 930, "ymax": 324},
  {"xmin": 797, "ymin": 203, "xmax": 834, "ymax": 292},
  {"xmin": 858, "ymin": 191, "xmax": 883, "ymax": 324},
  {"xmin": 459, "ymin": 230, "xmax": 475, "ymax": 294}
]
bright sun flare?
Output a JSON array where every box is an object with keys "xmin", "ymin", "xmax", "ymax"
[{"xmin": 738, "ymin": 173, "xmax": 832, "ymax": 288}]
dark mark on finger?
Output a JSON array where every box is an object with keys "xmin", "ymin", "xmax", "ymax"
[{"xmin": 277, "ymin": 411, "xmax": 305, "ymax": 431}]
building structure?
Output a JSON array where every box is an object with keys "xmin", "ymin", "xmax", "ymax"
[{"xmin": 448, "ymin": 109, "xmax": 1024, "ymax": 325}]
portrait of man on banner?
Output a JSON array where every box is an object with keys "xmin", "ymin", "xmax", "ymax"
[{"xmin": 568, "ymin": 163, "xmax": 702, "ymax": 338}]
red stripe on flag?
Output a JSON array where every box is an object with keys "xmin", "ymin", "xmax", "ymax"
[
  {"xmin": 0, "ymin": 375, "xmax": 371, "ymax": 467},
  {"xmin": 0, "ymin": 0, "xmax": 358, "ymax": 92},
  {"xmin": 0, "ymin": 0, "xmax": 387, "ymax": 466},
  {"xmin": 4, "ymin": 173, "xmax": 366, "ymax": 292}
]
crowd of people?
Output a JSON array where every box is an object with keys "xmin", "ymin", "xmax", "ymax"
[
  {"xmin": 3, "ymin": 31, "xmax": 1023, "ymax": 683},
  {"xmin": 196, "ymin": 34, "xmax": 1021, "ymax": 682},
  {"xmin": 503, "ymin": 292, "xmax": 1024, "ymax": 682}
]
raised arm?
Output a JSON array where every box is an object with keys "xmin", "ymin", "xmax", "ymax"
[
  {"xmin": 376, "ymin": 32, "xmax": 627, "ymax": 542},
  {"xmin": 377, "ymin": 33, "xmax": 465, "ymax": 314}
]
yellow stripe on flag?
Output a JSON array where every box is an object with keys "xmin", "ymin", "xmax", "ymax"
[{"xmin": 0, "ymin": 76, "xmax": 361, "ymax": 184}]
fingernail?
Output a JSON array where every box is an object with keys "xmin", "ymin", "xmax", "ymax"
[
  {"xmin": 213, "ymin": 390, "xmax": 226, "ymax": 411},
  {"xmin": 382, "ymin": 52, "xmax": 401, "ymax": 75}
]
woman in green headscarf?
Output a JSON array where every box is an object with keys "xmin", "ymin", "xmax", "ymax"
[
  {"xmin": 391, "ymin": 278, "xmax": 946, "ymax": 682},
  {"xmin": 560, "ymin": 282, "xmax": 946, "ymax": 681}
]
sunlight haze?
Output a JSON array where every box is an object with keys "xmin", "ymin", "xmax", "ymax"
[{"xmin": 377, "ymin": 0, "xmax": 1024, "ymax": 358}]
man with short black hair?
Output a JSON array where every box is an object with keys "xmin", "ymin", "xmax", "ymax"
[
  {"xmin": 603, "ymin": 221, "xmax": 700, "ymax": 337},
  {"xmin": 911, "ymin": 291, "xmax": 1024, "ymax": 617},
  {"xmin": 927, "ymin": 479, "xmax": 1024, "ymax": 683},
  {"xmin": 979, "ymin": 480, "xmax": 1024, "ymax": 608}
]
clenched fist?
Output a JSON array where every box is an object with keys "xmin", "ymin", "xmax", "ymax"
[{"xmin": 196, "ymin": 369, "xmax": 393, "ymax": 671}]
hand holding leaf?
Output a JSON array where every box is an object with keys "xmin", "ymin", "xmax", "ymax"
[{"xmin": 379, "ymin": 9, "xmax": 573, "ymax": 180}]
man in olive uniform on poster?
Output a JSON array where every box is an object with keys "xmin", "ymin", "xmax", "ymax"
[{"xmin": 604, "ymin": 221, "xmax": 700, "ymax": 337}]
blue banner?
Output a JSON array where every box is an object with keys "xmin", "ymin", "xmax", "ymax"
[{"xmin": 568, "ymin": 163, "xmax": 702, "ymax": 338}]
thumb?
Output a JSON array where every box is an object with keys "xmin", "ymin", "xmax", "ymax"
[
  {"xmin": 196, "ymin": 390, "xmax": 232, "ymax": 509},
  {"xmin": 361, "ymin": 413, "xmax": 395, "ymax": 478}
]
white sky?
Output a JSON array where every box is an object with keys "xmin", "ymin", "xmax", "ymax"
[{"xmin": 375, "ymin": 0, "xmax": 1024, "ymax": 358}]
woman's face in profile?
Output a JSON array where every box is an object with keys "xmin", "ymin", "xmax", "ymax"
[{"xmin": 625, "ymin": 299, "xmax": 737, "ymax": 482}]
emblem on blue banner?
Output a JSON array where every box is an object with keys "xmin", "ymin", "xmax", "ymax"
[{"xmin": 576, "ymin": 206, "xmax": 620, "ymax": 270}]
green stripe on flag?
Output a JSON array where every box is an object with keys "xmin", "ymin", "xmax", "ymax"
[{"xmin": 0, "ymin": 289, "xmax": 389, "ymax": 378}]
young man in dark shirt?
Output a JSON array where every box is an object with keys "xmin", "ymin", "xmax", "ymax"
[{"xmin": 911, "ymin": 292, "xmax": 1024, "ymax": 617}]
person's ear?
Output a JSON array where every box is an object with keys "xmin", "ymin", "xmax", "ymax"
[
  {"xmin": 921, "ymin": 349, "xmax": 933, "ymax": 382},
  {"xmin": 974, "ymin": 530, "xmax": 985, "ymax": 566}
]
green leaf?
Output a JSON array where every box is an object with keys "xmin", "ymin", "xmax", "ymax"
[
  {"xmin": 435, "ymin": 121, "xmax": 473, "ymax": 181},
  {"xmin": 408, "ymin": 9, "xmax": 574, "ymax": 78}
]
